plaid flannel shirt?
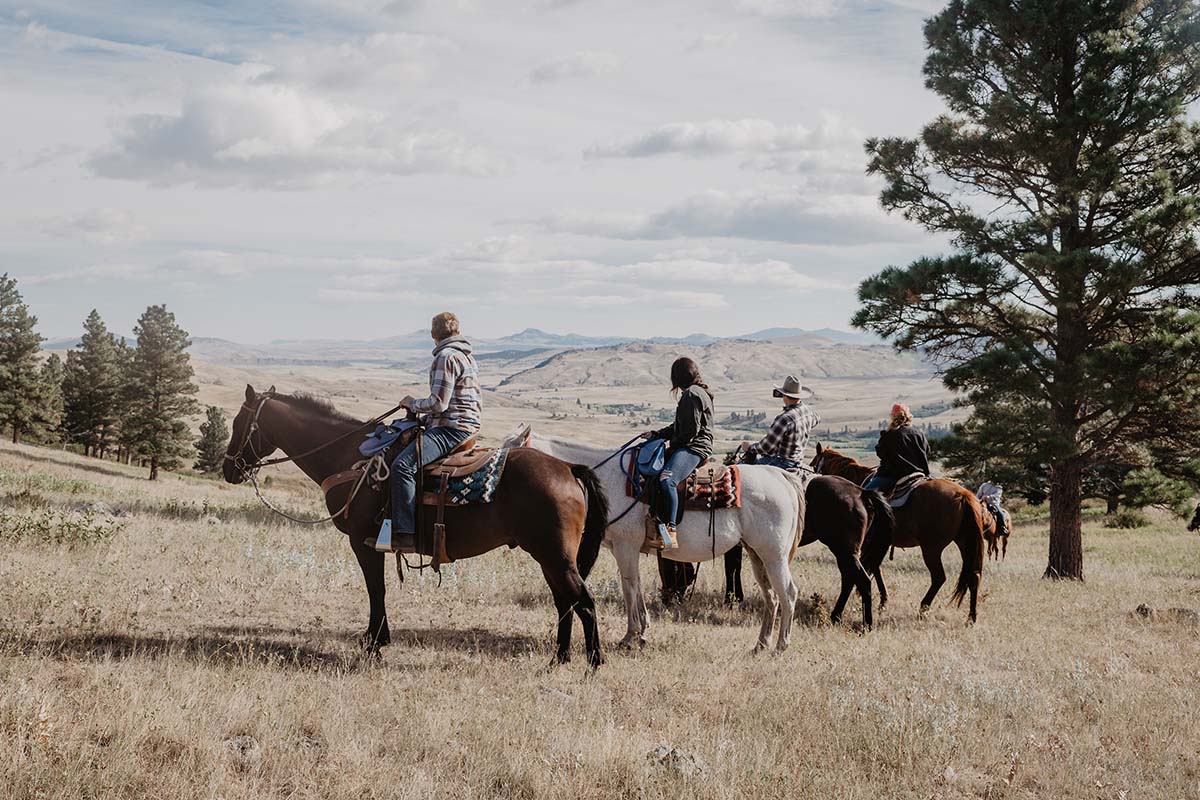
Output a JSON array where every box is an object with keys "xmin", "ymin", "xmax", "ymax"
[
  {"xmin": 408, "ymin": 336, "xmax": 482, "ymax": 433},
  {"xmin": 749, "ymin": 402, "xmax": 820, "ymax": 463}
]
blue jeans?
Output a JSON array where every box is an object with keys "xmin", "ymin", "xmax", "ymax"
[
  {"xmin": 390, "ymin": 426, "xmax": 474, "ymax": 534},
  {"xmin": 658, "ymin": 449, "xmax": 703, "ymax": 526},
  {"xmin": 746, "ymin": 451, "xmax": 800, "ymax": 471},
  {"xmin": 863, "ymin": 473, "xmax": 897, "ymax": 493}
]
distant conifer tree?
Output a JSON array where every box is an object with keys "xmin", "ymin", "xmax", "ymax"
[
  {"xmin": 125, "ymin": 305, "xmax": 199, "ymax": 480},
  {"xmin": 62, "ymin": 310, "xmax": 121, "ymax": 457},
  {"xmin": 0, "ymin": 274, "xmax": 45, "ymax": 444},
  {"xmin": 194, "ymin": 405, "xmax": 228, "ymax": 474}
]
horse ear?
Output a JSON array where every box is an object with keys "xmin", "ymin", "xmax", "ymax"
[
  {"xmin": 267, "ymin": 384, "xmax": 276, "ymax": 394},
  {"xmin": 816, "ymin": 442, "xmax": 823, "ymax": 455},
  {"xmin": 245, "ymin": 384, "xmax": 255, "ymax": 402}
]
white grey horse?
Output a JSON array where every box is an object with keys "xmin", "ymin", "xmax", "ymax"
[{"xmin": 506, "ymin": 427, "xmax": 806, "ymax": 652}]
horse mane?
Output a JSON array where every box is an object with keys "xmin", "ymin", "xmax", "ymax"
[
  {"xmin": 822, "ymin": 447, "xmax": 864, "ymax": 472},
  {"xmin": 277, "ymin": 392, "xmax": 364, "ymax": 425}
]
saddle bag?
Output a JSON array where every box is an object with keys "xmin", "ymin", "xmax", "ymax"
[{"xmin": 636, "ymin": 439, "xmax": 668, "ymax": 478}]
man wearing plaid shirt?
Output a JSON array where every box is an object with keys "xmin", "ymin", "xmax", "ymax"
[
  {"xmin": 375, "ymin": 311, "xmax": 482, "ymax": 553},
  {"xmin": 739, "ymin": 375, "xmax": 819, "ymax": 472}
]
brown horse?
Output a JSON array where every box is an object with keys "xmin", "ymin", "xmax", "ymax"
[
  {"xmin": 800, "ymin": 475, "xmax": 895, "ymax": 629},
  {"xmin": 812, "ymin": 444, "xmax": 985, "ymax": 622},
  {"xmin": 223, "ymin": 385, "xmax": 610, "ymax": 668}
]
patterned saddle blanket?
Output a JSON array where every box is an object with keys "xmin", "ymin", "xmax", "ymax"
[{"xmin": 624, "ymin": 454, "xmax": 743, "ymax": 512}]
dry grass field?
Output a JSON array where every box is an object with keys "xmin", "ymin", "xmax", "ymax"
[{"xmin": 2, "ymin": 434, "xmax": 1199, "ymax": 799}]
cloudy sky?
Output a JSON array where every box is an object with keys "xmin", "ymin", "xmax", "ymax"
[{"xmin": 0, "ymin": 0, "xmax": 950, "ymax": 343}]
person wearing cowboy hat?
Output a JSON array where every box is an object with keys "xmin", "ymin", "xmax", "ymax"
[{"xmin": 738, "ymin": 375, "xmax": 820, "ymax": 472}]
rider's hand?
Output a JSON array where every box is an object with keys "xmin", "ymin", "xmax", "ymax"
[
  {"xmin": 399, "ymin": 395, "xmax": 416, "ymax": 410},
  {"xmin": 640, "ymin": 431, "xmax": 655, "ymax": 440},
  {"xmin": 737, "ymin": 442, "xmax": 751, "ymax": 453}
]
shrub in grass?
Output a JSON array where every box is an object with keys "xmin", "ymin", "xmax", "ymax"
[
  {"xmin": 0, "ymin": 508, "xmax": 123, "ymax": 545},
  {"xmin": 1104, "ymin": 510, "xmax": 1150, "ymax": 529}
]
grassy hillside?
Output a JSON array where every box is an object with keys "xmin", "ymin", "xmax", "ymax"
[{"xmin": 2, "ymin": 440, "xmax": 1198, "ymax": 798}]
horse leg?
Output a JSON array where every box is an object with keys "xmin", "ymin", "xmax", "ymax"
[
  {"xmin": 853, "ymin": 556, "xmax": 874, "ymax": 631},
  {"xmin": 540, "ymin": 561, "xmax": 604, "ymax": 669},
  {"xmin": 746, "ymin": 549, "xmax": 777, "ymax": 652},
  {"xmin": 919, "ymin": 545, "xmax": 946, "ymax": 615},
  {"xmin": 548, "ymin": 584, "xmax": 573, "ymax": 665},
  {"xmin": 724, "ymin": 545, "xmax": 745, "ymax": 605},
  {"xmin": 874, "ymin": 567, "xmax": 888, "ymax": 610},
  {"xmin": 830, "ymin": 552, "xmax": 855, "ymax": 625},
  {"xmin": 351, "ymin": 538, "xmax": 389, "ymax": 651},
  {"xmin": 762, "ymin": 554, "xmax": 798, "ymax": 652},
  {"xmin": 612, "ymin": 536, "xmax": 647, "ymax": 648}
]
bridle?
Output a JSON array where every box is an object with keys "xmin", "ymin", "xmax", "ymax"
[
  {"xmin": 225, "ymin": 392, "xmax": 406, "ymax": 480},
  {"xmin": 225, "ymin": 392, "xmax": 405, "ymax": 525},
  {"xmin": 224, "ymin": 393, "xmax": 275, "ymax": 480}
]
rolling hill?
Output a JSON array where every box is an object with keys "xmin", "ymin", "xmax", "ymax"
[{"xmin": 499, "ymin": 339, "xmax": 929, "ymax": 388}]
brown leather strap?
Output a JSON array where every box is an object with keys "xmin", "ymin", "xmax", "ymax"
[{"xmin": 432, "ymin": 470, "xmax": 450, "ymax": 571}]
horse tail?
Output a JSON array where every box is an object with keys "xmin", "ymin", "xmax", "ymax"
[
  {"xmin": 860, "ymin": 489, "xmax": 894, "ymax": 573},
  {"xmin": 571, "ymin": 464, "xmax": 609, "ymax": 580},
  {"xmin": 780, "ymin": 470, "xmax": 808, "ymax": 558},
  {"xmin": 952, "ymin": 494, "xmax": 985, "ymax": 607}
]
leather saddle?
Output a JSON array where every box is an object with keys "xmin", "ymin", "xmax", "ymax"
[
  {"xmin": 885, "ymin": 472, "xmax": 927, "ymax": 508},
  {"xmin": 420, "ymin": 435, "xmax": 483, "ymax": 480}
]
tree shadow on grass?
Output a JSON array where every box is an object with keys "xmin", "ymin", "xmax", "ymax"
[
  {"xmin": 1, "ymin": 622, "xmax": 549, "ymax": 671},
  {"xmin": 7, "ymin": 448, "xmax": 142, "ymax": 482}
]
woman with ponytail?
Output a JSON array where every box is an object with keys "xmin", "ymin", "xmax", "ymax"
[
  {"xmin": 641, "ymin": 357, "xmax": 715, "ymax": 546},
  {"xmin": 863, "ymin": 402, "xmax": 931, "ymax": 494}
]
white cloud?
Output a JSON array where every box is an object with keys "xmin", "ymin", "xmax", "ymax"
[
  {"xmin": 88, "ymin": 80, "xmax": 502, "ymax": 188},
  {"xmin": 586, "ymin": 116, "xmax": 868, "ymax": 176},
  {"xmin": 250, "ymin": 31, "xmax": 454, "ymax": 91},
  {"xmin": 685, "ymin": 32, "xmax": 738, "ymax": 52},
  {"xmin": 316, "ymin": 238, "xmax": 836, "ymax": 313},
  {"xmin": 737, "ymin": 0, "xmax": 842, "ymax": 17},
  {"xmin": 540, "ymin": 188, "xmax": 917, "ymax": 245},
  {"xmin": 39, "ymin": 209, "xmax": 149, "ymax": 245},
  {"xmin": 528, "ymin": 50, "xmax": 618, "ymax": 84}
]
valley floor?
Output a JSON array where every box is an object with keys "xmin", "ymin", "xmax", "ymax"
[{"xmin": 1, "ymin": 441, "xmax": 1198, "ymax": 799}]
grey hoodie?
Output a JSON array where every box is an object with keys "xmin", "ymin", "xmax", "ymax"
[{"xmin": 408, "ymin": 336, "xmax": 482, "ymax": 432}]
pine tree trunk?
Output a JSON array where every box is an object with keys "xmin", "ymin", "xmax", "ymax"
[
  {"xmin": 1106, "ymin": 493, "xmax": 1119, "ymax": 515},
  {"xmin": 149, "ymin": 457, "xmax": 159, "ymax": 481},
  {"xmin": 11, "ymin": 426, "xmax": 18, "ymax": 444},
  {"xmin": 1046, "ymin": 458, "xmax": 1084, "ymax": 580}
]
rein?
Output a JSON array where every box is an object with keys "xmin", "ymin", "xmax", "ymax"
[{"xmin": 227, "ymin": 393, "xmax": 406, "ymax": 525}]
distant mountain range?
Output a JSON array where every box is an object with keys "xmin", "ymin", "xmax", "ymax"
[{"xmin": 45, "ymin": 326, "xmax": 886, "ymax": 364}]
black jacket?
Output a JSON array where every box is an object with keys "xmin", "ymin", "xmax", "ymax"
[
  {"xmin": 875, "ymin": 425, "xmax": 931, "ymax": 478},
  {"xmin": 654, "ymin": 385, "xmax": 714, "ymax": 460}
]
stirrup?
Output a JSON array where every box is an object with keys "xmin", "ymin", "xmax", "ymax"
[
  {"xmin": 660, "ymin": 523, "xmax": 679, "ymax": 551},
  {"xmin": 373, "ymin": 520, "xmax": 393, "ymax": 553}
]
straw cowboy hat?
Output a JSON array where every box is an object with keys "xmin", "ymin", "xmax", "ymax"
[{"xmin": 772, "ymin": 375, "xmax": 812, "ymax": 400}]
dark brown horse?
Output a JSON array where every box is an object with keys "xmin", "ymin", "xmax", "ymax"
[
  {"xmin": 223, "ymin": 385, "xmax": 610, "ymax": 668},
  {"xmin": 812, "ymin": 444, "xmax": 985, "ymax": 622},
  {"xmin": 800, "ymin": 475, "xmax": 895, "ymax": 629}
]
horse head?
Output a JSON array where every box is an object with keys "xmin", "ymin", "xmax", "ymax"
[
  {"xmin": 811, "ymin": 442, "xmax": 826, "ymax": 474},
  {"xmin": 222, "ymin": 384, "xmax": 280, "ymax": 484},
  {"xmin": 1189, "ymin": 503, "xmax": 1200, "ymax": 533}
]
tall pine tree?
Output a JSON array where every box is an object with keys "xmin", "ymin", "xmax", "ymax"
[
  {"xmin": 0, "ymin": 274, "xmax": 45, "ymax": 444},
  {"xmin": 112, "ymin": 338, "xmax": 137, "ymax": 464},
  {"xmin": 62, "ymin": 310, "xmax": 120, "ymax": 457},
  {"xmin": 193, "ymin": 405, "xmax": 228, "ymax": 473},
  {"xmin": 34, "ymin": 353, "xmax": 65, "ymax": 445},
  {"xmin": 856, "ymin": 0, "xmax": 1200, "ymax": 579},
  {"xmin": 125, "ymin": 305, "xmax": 199, "ymax": 480}
]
